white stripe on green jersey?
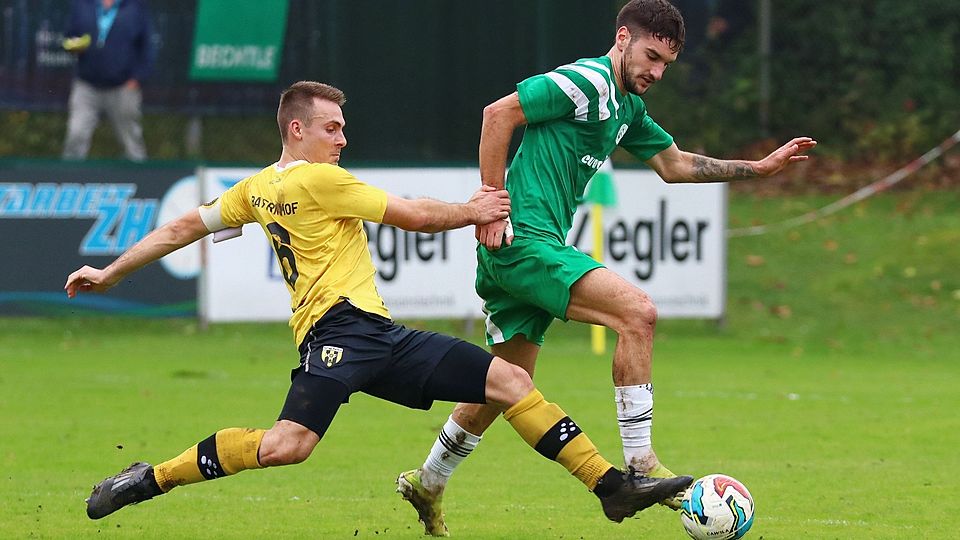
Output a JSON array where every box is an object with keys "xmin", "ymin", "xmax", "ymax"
[
  {"xmin": 510, "ymin": 55, "xmax": 675, "ymax": 243},
  {"xmin": 580, "ymin": 59, "xmax": 620, "ymax": 116},
  {"xmin": 556, "ymin": 63, "xmax": 614, "ymax": 121},
  {"xmin": 544, "ymin": 72, "xmax": 590, "ymax": 121}
]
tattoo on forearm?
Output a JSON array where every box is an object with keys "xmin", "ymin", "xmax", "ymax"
[{"xmin": 691, "ymin": 156, "xmax": 758, "ymax": 180}]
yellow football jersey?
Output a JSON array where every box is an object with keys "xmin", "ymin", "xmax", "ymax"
[{"xmin": 201, "ymin": 160, "xmax": 391, "ymax": 346}]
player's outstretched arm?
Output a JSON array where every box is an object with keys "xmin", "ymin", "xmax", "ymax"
[
  {"xmin": 645, "ymin": 137, "xmax": 817, "ymax": 183},
  {"xmin": 64, "ymin": 209, "xmax": 211, "ymax": 298},
  {"xmin": 380, "ymin": 186, "xmax": 510, "ymax": 234}
]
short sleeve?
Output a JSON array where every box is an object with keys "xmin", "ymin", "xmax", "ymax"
[
  {"xmin": 215, "ymin": 178, "xmax": 256, "ymax": 227},
  {"xmin": 517, "ymin": 73, "xmax": 577, "ymax": 125},
  {"xmin": 619, "ymin": 113, "xmax": 674, "ymax": 162}
]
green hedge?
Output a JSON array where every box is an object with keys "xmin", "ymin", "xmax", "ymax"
[{"xmin": 648, "ymin": 1, "xmax": 960, "ymax": 162}]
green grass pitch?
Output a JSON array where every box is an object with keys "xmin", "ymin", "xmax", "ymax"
[{"xmin": 1, "ymin": 191, "xmax": 958, "ymax": 538}]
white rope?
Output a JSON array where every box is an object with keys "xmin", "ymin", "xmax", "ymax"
[{"xmin": 727, "ymin": 128, "xmax": 960, "ymax": 238}]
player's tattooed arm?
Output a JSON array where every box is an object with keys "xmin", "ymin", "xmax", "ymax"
[
  {"xmin": 644, "ymin": 137, "xmax": 816, "ymax": 183},
  {"xmin": 690, "ymin": 155, "xmax": 758, "ymax": 180}
]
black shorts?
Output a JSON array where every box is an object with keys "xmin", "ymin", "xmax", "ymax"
[{"xmin": 292, "ymin": 302, "xmax": 491, "ymax": 410}]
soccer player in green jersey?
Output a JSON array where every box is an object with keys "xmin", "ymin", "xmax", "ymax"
[
  {"xmin": 65, "ymin": 81, "xmax": 691, "ymax": 529},
  {"xmin": 398, "ymin": 0, "xmax": 816, "ymax": 535}
]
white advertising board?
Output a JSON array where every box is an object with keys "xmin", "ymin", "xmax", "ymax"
[
  {"xmin": 567, "ymin": 172, "xmax": 727, "ymax": 318},
  {"xmin": 199, "ymin": 167, "xmax": 725, "ymax": 322}
]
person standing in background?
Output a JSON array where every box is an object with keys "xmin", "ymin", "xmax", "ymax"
[{"xmin": 62, "ymin": 0, "xmax": 154, "ymax": 161}]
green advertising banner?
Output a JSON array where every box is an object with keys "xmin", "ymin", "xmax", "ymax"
[{"xmin": 189, "ymin": 0, "xmax": 289, "ymax": 82}]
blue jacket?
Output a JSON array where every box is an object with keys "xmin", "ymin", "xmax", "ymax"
[{"xmin": 67, "ymin": 0, "xmax": 155, "ymax": 88}]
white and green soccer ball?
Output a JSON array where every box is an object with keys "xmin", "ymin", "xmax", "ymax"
[{"xmin": 680, "ymin": 474, "xmax": 755, "ymax": 540}]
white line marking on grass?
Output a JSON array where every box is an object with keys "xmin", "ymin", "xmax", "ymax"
[
  {"xmin": 672, "ymin": 389, "xmax": 853, "ymax": 403},
  {"xmin": 763, "ymin": 516, "xmax": 917, "ymax": 530},
  {"xmin": 673, "ymin": 390, "xmax": 759, "ymax": 400}
]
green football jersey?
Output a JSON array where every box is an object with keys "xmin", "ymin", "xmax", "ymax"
[{"xmin": 510, "ymin": 55, "xmax": 674, "ymax": 243}]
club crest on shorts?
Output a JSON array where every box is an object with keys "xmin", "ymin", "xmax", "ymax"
[{"xmin": 320, "ymin": 345, "xmax": 343, "ymax": 367}]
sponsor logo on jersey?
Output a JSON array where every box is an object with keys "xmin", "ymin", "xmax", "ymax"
[{"xmin": 580, "ymin": 154, "xmax": 606, "ymax": 170}]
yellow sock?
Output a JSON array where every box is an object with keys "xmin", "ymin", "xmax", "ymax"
[
  {"xmin": 503, "ymin": 390, "xmax": 614, "ymax": 490},
  {"xmin": 153, "ymin": 428, "xmax": 265, "ymax": 492}
]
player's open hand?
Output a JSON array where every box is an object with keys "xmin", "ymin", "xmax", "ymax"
[
  {"xmin": 64, "ymin": 266, "xmax": 115, "ymax": 298},
  {"xmin": 476, "ymin": 218, "xmax": 514, "ymax": 251},
  {"xmin": 755, "ymin": 137, "xmax": 817, "ymax": 176},
  {"xmin": 468, "ymin": 185, "xmax": 511, "ymax": 225}
]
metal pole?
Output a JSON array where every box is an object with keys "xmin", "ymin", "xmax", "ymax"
[
  {"xmin": 185, "ymin": 116, "xmax": 202, "ymax": 158},
  {"xmin": 758, "ymin": 0, "xmax": 771, "ymax": 137},
  {"xmin": 591, "ymin": 204, "xmax": 606, "ymax": 355}
]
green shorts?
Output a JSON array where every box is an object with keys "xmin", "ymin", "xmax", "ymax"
[{"xmin": 476, "ymin": 236, "xmax": 603, "ymax": 346}]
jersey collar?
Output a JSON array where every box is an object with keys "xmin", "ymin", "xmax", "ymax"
[{"xmin": 274, "ymin": 160, "xmax": 310, "ymax": 172}]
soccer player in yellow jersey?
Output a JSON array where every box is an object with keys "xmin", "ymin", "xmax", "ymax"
[{"xmin": 64, "ymin": 81, "xmax": 691, "ymax": 531}]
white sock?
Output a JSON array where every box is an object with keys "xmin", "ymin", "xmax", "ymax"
[
  {"xmin": 615, "ymin": 384, "xmax": 654, "ymax": 468},
  {"xmin": 421, "ymin": 416, "xmax": 482, "ymax": 491}
]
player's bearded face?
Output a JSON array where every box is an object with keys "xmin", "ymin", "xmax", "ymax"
[{"xmin": 620, "ymin": 33, "xmax": 678, "ymax": 96}]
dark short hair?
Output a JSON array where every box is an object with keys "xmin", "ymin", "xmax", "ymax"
[
  {"xmin": 616, "ymin": 0, "xmax": 685, "ymax": 53},
  {"xmin": 277, "ymin": 81, "xmax": 346, "ymax": 143}
]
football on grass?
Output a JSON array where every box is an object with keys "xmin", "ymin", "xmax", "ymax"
[{"xmin": 680, "ymin": 474, "xmax": 755, "ymax": 540}]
